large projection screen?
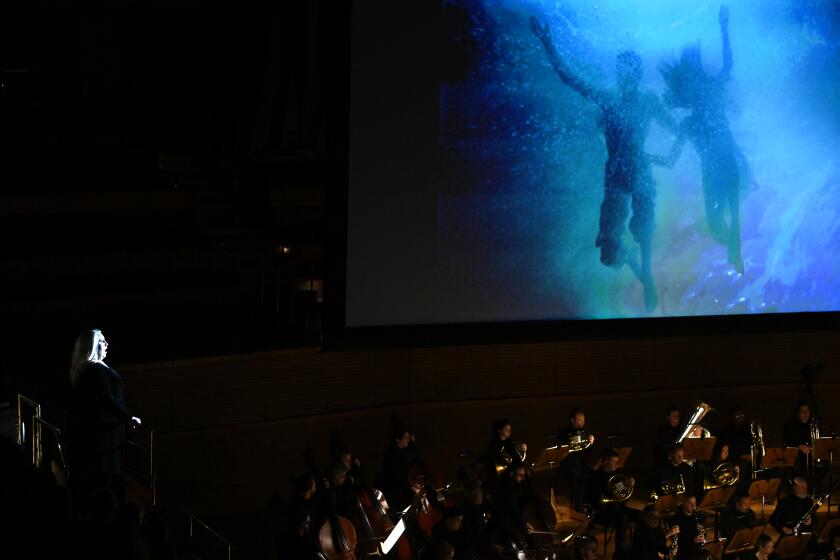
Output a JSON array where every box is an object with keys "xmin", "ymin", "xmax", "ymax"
[{"xmin": 346, "ymin": 1, "xmax": 840, "ymax": 327}]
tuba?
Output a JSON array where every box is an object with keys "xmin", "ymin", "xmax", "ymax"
[
  {"xmin": 602, "ymin": 474, "xmax": 634, "ymax": 504},
  {"xmin": 703, "ymin": 462, "xmax": 739, "ymax": 491},
  {"xmin": 569, "ymin": 430, "xmax": 592, "ymax": 452},
  {"xmin": 676, "ymin": 402, "xmax": 713, "ymax": 445}
]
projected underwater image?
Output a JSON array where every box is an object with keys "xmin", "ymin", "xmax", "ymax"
[{"xmin": 437, "ymin": 0, "xmax": 840, "ymax": 320}]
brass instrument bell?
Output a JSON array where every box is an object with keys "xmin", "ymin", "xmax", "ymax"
[
  {"xmin": 602, "ymin": 474, "xmax": 634, "ymax": 503},
  {"xmin": 569, "ymin": 430, "xmax": 592, "ymax": 452},
  {"xmin": 703, "ymin": 462, "xmax": 739, "ymax": 491}
]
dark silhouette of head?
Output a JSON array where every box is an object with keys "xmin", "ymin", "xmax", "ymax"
[
  {"xmin": 616, "ymin": 50, "xmax": 643, "ymax": 93},
  {"xmin": 660, "ymin": 44, "xmax": 708, "ymax": 108}
]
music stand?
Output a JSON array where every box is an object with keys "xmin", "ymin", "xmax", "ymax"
[
  {"xmin": 704, "ymin": 538, "xmax": 727, "ymax": 560},
  {"xmin": 775, "ymin": 533, "xmax": 812, "ymax": 559},
  {"xmin": 614, "ymin": 446, "xmax": 632, "ymax": 469},
  {"xmin": 814, "ymin": 438, "xmax": 840, "ymax": 515},
  {"xmin": 683, "ymin": 437, "xmax": 717, "ymax": 463},
  {"xmin": 532, "ymin": 445, "xmax": 570, "ymax": 473},
  {"xmin": 819, "ymin": 519, "xmax": 840, "ymax": 543},
  {"xmin": 763, "ymin": 447, "xmax": 799, "ymax": 470},
  {"xmin": 699, "ymin": 486, "xmax": 737, "ymax": 539},
  {"xmin": 653, "ymin": 494, "xmax": 680, "ymax": 514},
  {"xmin": 748, "ymin": 478, "xmax": 781, "ymax": 522},
  {"xmin": 724, "ymin": 526, "xmax": 766, "ymax": 556}
]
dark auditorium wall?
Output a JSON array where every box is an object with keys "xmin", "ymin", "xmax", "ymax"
[{"xmin": 121, "ymin": 330, "xmax": 840, "ymax": 517}]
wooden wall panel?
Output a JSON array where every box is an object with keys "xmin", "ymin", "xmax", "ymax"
[{"xmin": 118, "ymin": 330, "xmax": 840, "ymax": 518}]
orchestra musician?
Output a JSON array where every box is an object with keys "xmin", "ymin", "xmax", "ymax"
[
  {"xmin": 814, "ymin": 525, "xmax": 840, "ymax": 560},
  {"xmin": 719, "ymin": 493, "xmax": 756, "ymax": 539},
  {"xmin": 329, "ymin": 432, "xmax": 364, "ymax": 487},
  {"xmin": 556, "ymin": 407, "xmax": 597, "ymax": 511},
  {"xmin": 672, "ymin": 495, "xmax": 708, "ymax": 560},
  {"xmin": 585, "ymin": 448, "xmax": 636, "ymax": 548},
  {"xmin": 783, "ymin": 402, "xmax": 816, "ymax": 476},
  {"xmin": 381, "ymin": 412, "xmax": 421, "ymax": 510},
  {"xmin": 461, "ymin": 480, "xmax": 502, "ymax": 559},
  {"xmin": 688, "ymin": 425, "xmax": 711, "ymax": 439},
  {"xmin": 769, "ymin": 476, "xmax": 814, "ymax": 535},
  {"xmin": 697, "ymin": 443, "xmax": 740, "ymax": 496},
  {"xmin": 754, "ymin": 534, "xmax": 776, "ymax": 560},
  {"xmin": 719, "ymin": 407, "xmax": 753, "ymax": 463},
  {"xmin": 279, "ymin": 474, "xmax": 322, "ymax": 560},
  {"xmin": 493, "ymin": 461, "xmax": 538, "ymax": 550},
  {"xmin": 485, "ymin": 418, "xmax": 526, "ymax": 487},
  {"xmin": 655, "ymin": 444, "xmax": 696, "ymax": 498},
  {"xmin": 631, "ymin": 505, "xmax": 679, "ymax": 560},
  {"xmin": 430, "ymin": 506, "xmax": 472, "ymax": 560},
  {"xmin": 656, "ymin": 406, "xmax": 682, "ymax": 465},
  {"xmin": 718, "ymin": 406, "xmax": 754, "ymax": 485}
]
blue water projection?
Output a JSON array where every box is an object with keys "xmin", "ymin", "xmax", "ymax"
[{"xmin": 438, "ymin": 0, "xmax": 840, "ymax": 319}]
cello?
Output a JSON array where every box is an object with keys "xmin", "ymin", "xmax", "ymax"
[{"xmin": 319, "ymin": 514, "xmax": 358, "ymax": 560}]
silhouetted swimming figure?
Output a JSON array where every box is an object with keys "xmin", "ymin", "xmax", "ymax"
[
  {"xmin": 653, "ymin": 6, "xmax": 746, "ymax": 273},
  {"xmin": 530, "ymin": 16, "xmax": 675, "ymax": 311}
]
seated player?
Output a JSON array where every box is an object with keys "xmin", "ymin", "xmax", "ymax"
[
  {"xmin": 719, "ymin": 493, "xmax": 756, "ymax": 539},
  {"xmin": 585, "ymin": 448, "xmax": 636, "ymax": 548}
]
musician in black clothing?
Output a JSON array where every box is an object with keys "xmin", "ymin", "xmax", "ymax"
[
  {"xmin": 783, "ymin": 403, "xmax": 815, "ymax": 476},
  {"xmin": 493, "ymin": 462, "xmax": 538, "ymax": 550},
  {"xmin": 754, "ymin": 534, "xmax": 776, "ymax": 560},
  {"xmin": 382, "ymin": 413, "xmax": 421, "ymax": 510},
  {"xmin": 718, "ymin": 406, "xmax": 754, "ymax": 484},
  {"xmin": 770, "ymin": 476, "xmax": 814, "ymax": 535},
  {"xmin": 814, "ymin": 525, "xmax": 840, "ymax": 560},
  {"xmin": 631, "ymin": 505, "xmax": 677, "ymax": 560},
  {"xmin": 719, "ymin": 493, "xmax": 756, "ymax": 539},
  {"xmin": 698, "ymin": 443, "xmax": 741, "ymax": 497},
  {"xmin": 656, "ymin": 444, "xmax": 696, "ymax": 498},
  {"xmin": 719, "ymin": 407, "xmax": 753, "ymax": 463},
  {"xmin": 673, "ymin": 495, "xmax": 708, "ymax": 560},
  {"xmin": 329, "ymin": 432, "xmax": 364, "ymax": 488},
  {"xmin": 586, "ymin": 448, "xmax": 636, "ymax": 547},
  {"xmin": 556, "ymin": 407, "xmax": 597, "ymax": 511},
  {"xmin": 485, "ymin": 418, "xmax": 525, "ymax": 488},
  {"xmin": 656, "ymin": 406, "xmax": 682, "ymax": 466},
  {"xmin": 279, "ymin": 474, "xmax": 321, "ymax": 560},
  {"xmin": 431, "ymin": 507, "xmax": 472, "ymax": 560},
  {"xmin": 462, "ymin": 481, "xmax": 501, "ymax": 559}
]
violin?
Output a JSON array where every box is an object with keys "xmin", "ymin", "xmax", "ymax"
[{"xmin": 319, "ymin": 515, "xmax": 357, "ymax": 560}]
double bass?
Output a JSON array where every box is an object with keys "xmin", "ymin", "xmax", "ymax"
[
  {"xmin": 354, "ymin": 487, "xmax": 411, "ymax": 559},
  {"xmin": 319, "ymin": 515, "xmax": 357, "ymax": 560},
  {"xmin": 303, "ymin": 447, "xmax": 358, "ymax": 559}
]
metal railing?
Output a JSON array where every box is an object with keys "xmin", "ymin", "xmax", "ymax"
[
  {"xmin": 33, "ymin": 416, "xmax": 69, "ymax": 479},
  {"xmin": 125, "ymin": 427, "xmax": 156, "ymax": 506},
  {"xmin": 17, "ymin": 394, "xmax": 42, "ymax": 465},
  {"xmin": 189, "ymin": 513, "xmax": 233, "ymax": 560}
]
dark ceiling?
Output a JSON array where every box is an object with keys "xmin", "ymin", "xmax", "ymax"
[{"xmin": 1, "ymin": 1, "xmax": 349, "ymax": 393}]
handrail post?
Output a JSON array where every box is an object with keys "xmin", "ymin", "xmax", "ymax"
[{"xmin": 17, "ymin": 394, "xmax": 42, "ymax": 465}]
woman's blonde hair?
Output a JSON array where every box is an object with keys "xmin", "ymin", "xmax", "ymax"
[{"xmin": 69, "ymin": 329, "xmax": 105, "ymax": 386}]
